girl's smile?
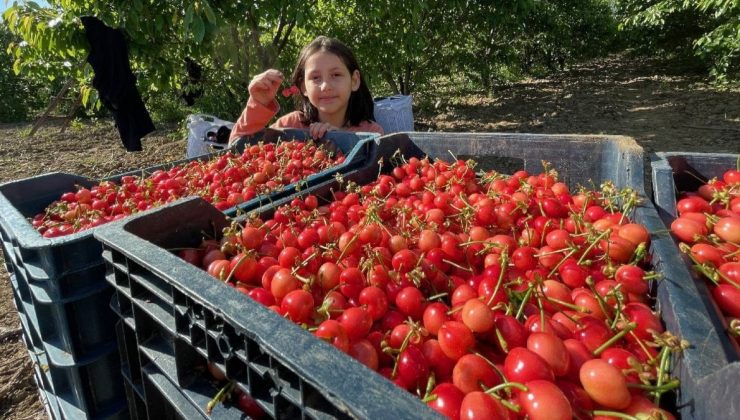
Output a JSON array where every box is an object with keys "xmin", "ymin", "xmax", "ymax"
[{"xmin": 301, "ymin": 51, "xmax": 360, "ymax": 128}]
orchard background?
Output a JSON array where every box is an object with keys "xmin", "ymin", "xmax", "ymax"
[{"xmin": 0, "ymin": 1, "xmax": 738, "ymax": 418}]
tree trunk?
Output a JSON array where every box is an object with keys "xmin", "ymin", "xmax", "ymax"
[
  {"xmin": 403, "ymin": 63, "xmax": 413, "ymax": 95},
  {"xmin": 381, "ymin": 69, "xmax": 400, "ymax": 95}
]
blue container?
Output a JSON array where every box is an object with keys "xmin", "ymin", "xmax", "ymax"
[
  {"xmin": 651, "ymin": 152, "xmax": 738, "ymax": 220},
  {"xmin": 226, "ymin": 128, "xmax": 379, "ymax": 216},
  {"xmin": 651, "ymin": 151, "xmax": 740, "ymax": 419},
  {"xmin": 0, "ymin": 128, "xmax": 376, "ymax": 419}
]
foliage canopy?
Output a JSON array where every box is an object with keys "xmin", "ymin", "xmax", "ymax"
[{"xmin": 0, "ymin": 0, "xmax": 736, "ymax": 123}]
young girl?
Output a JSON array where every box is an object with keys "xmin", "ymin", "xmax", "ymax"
[{"xmin": 228, "ymin": 36, "xmax": 383, "ymax": 144}]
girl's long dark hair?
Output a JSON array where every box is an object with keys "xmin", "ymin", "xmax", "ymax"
[{"xmin": 291, "ymin": 36, "xmax": 375, "ymax": 127}]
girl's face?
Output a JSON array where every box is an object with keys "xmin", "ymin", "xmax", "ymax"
[{"xmin": 301, "ymin": 51, "xmax": 360, "ymax": 126}]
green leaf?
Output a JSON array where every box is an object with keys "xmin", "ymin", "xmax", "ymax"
[
  {"xmin": 184, "ymin": 5, "xmax": 194, "ymax": 27},
  {"xmin": 128, "ymin": 13, "xmax": 140, "ymax": 34},
  {"xmin": 192, "ymin": 16, "xmax": 205, "ymax": 43},
  {"xmin": 81, "ymin": 85, "xmax": 91, "ymax": 106},
  {"xmin": 202, "ymin": 1, "xmax": 217, "ymax": 24}
]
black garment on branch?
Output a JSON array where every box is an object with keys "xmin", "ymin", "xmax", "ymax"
[
  {"xmin": 181, "ymin": 58, "xmax": 203, "ymax": 106},
  {"xmin": 81, "ymin": 16, "xmax": 154, "ymax": 152}
]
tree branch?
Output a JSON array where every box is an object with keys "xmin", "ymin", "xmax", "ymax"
[
  {"xmin": 276, "ymin": 20, "xmax": 295, "ymax": 56},
  {"xmin": 273, "ymin": 15, "xmax": 286, "ymax": 49},
  {"xmin": 245, "ymin": 12, "xmax": 268, "ymax": 68}
]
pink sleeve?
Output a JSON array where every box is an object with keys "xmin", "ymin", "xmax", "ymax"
[
  {"xmin": 270, "ymin": 111, "xmax": 310, "ymax": 130},
  {"xmin": 349, "ymin": 120, "xmax": 385, "ymax": 136},
  {"xmin": 228, "ymin": 97, "xmax": 279, "ymax": 143}
]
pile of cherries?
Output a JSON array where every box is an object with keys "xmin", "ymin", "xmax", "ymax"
[
  {"xmin": 30, "ymin": 140, "xmax": 344, "ymax": 238},
  {"xmin": 183, "ymin": 156, "xmax": 683, "ymax": 419},
  {"xmin": 669, "ymin": 165, "xmax": 740, "ymax": 346}
]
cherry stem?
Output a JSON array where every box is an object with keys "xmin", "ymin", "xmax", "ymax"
[
  {"xmin": 442, "ymin": 258, "xmax": 474, "ymax": 273},
  {"xmin": 515, "ymin": 284, "xmax": 535, "ymax": 321},
  {"xmin": 421, "ymin": 394, "xmax": 437, "ymax": 403},
  {"xmin": 496, "ymin": 328, "xmax": 510, "ymax": 354},
  {"xmin": 447, "ymin": 305, "xmax": 464, "ymax": 316},
  {"xmin": 474, "ymin": 351, "xmax": 509, "ymax": 383},
  {"xmin": 627, "ymin": 379, "xmax": 679, "ymax": 393},
  {"xmin": 487, "ymin": 251, "xmax": 509, "ymax": 306},
  {"xmin": 609, "ymin": 292, "xmax": 626, "ymax": 331},
  {"xmin": 628, "ymin": 242, "xmax": 647, "ymax": 265},
  {"xmin": 427, "ymin": 292, "xmax": 448, "ymax": 301},
  {"xmin": 629, "ymin": 330, "xmax": 657, "ymax": 363},
  {"xmin": 335, "ymin": 233, "xmax": 359, "ymax": 262},
  {"xmin": 725, "ymin": 247, "xmax": 740, "ymax": 259},
  {"xmin": 592, "ymin": 322, "xmax": 637, "ymax": 356},
  {"xmin": 654, "ymin": 346, "xmax": 672, "ymax": 404},
  {"xmin": 591, "ymin": 410, "xmax": 638, "ymax": 420},
  {"xmin": 222, "ymin": 255, "xmax": 245, "ymax": 284},
  {"xmin": 681, "ymin": 243, "xmax": 740, "ymax": 289},
  {"xmin": 559, "ymin": 309, "xmax": 584, "ymax": 327},
  {"xmin": 642, "ymin": 272, "xmax": 663, "ymax": 281},
  {"xmin": 292, "ymin": 250, "xmax": 319, "ymax": 276},
  {"xmin": 391, "ymin": 325, "xmax": 419, "ymax": 379},
  {"xmin": 619, "ymin": 191, "xmax": 638, "ymax": 224},
  {"xmin": 534, "ymin": 247, "xmax": 572, "ymax": 258},
  {"xmin": 206, "ymin": 381, "xmax": 235, "ymax": 415},
  {"xmin": 424, "ymin": 372, "xmax": 436, "ymax": 398},
  {"xmin": 547, "ymin": 248, "xmax": 578, "ymax": 278},
  {"xmin": 730, "ymin": 319, "xmax": 740, "ymax": 337},
  {"xmin": 485, "ymin": 382, "xmax": 528, "ymax": 395},
  {"xmin": 535, "ymin": 292, "xmax": 546, "ymax": 332},
  {"xmin": 497, "ymin": 398, "xmax": 522, "ymax": 414},
  {"xmin": 585, "ymin": 277, "xmax": 614, "ymax": 326},
  {"xmin": 577, "ymin": 228, "xmax": 611, "ymax": 265},
  {"xmin": 545, "ymin": 295, "xmax": 590, "ymax": 313}
]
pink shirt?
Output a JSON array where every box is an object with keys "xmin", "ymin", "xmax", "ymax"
[{"xmin": 229, "ymin": 97, "xmax": 384, "ymax": 143}]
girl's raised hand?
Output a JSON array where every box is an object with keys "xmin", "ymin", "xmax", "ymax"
[
  {"xmin": 248, "ymin": 69, "xmax": 284, "ymax": 106},
  {"xmin": 309, "ymin": 122, "xmax": 338, "ymax": 139}
]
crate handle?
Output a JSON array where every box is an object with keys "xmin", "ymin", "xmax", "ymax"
[
  {"xmin": 185, "ymin": 307, "xmax": 201, "ymax": 329},
  {"xmin": 216, "ymin": 332, "xmax": 234, "ymax": 358}
]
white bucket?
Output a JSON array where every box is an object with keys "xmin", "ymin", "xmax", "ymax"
[
  {"xmin": 374, "ymin": 95, "xmax": 414, "ymax": 133},
  {"xmin": 185, "ymin": 114, "xmax": 235, "ymax": 158}
]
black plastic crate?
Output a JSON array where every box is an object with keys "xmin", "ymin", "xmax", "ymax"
[
  {"xmin": 97, "ymin": 196, "xmax": 440, "ymax": 419},
  {"xmin": 650, "ymin": 151, "xmax": 740, "ymax": 418},
  {"xmin": 0, "ymin": 128, "xmax": 375, "ymax": 419},
  {"xmin": 9, "ymin": 272, "xmax": 64, "ymax": 420},
  {"xmin": 8, "ymin": 271, "xmax": 128, "ymax": 420},
  {"xmin": 93, "ymin": 131, "xmax": 724, "ymax": 419},
  {"xmin": 116, "ymin": 317, "xmax": 254, "ymax": 420},
  {"xmin": 95, "ymin": 132, "xmax": 736, "ymax": 419},
  {"xmin": 651, "ymin": 152, "xmax": 737, "ymax": 220},
  {"xmin": 254, "ymin": 133, "xmax": 735, "ymax": 419}
]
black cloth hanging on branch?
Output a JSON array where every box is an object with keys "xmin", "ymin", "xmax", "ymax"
[{"xmin": 81, "ymin": 16, "xmax": 154, "ymax": 152}]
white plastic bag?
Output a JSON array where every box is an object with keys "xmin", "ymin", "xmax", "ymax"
[
  {"xmin": 185, "ymin": 114, "xmax": 235, "ymax": 158},
  {"xmin": 374, "ymin": 95, "xmax": 414, "ymax": 133}
]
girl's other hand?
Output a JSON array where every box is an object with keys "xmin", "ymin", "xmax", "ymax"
[
  {"xmin": 248, "ymin": 69, "xmax": 284, "ymax": 106},
  {"xmin": 309, "ymin": 122, "xmax": 338, "ymax": 139}
]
